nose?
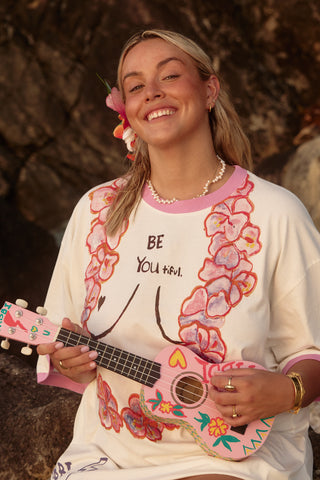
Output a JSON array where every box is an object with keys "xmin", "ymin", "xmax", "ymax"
[{"xmin": 144, "ymin": 80, "xmax": 163, "ymax": 102}]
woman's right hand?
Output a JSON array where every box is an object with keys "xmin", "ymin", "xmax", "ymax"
[{"xmin": 37, "ymin": 317, "xmax": 98, "ymax": 384}]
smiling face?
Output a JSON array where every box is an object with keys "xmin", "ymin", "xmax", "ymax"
[{"xmin": 120, "ymin": 38, "xmax": 219, "ymax": 151}]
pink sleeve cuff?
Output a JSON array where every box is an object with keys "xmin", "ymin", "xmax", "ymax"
[{"xmin": 37, "ymin": 355, "xmax": 87, "ymax": 395}]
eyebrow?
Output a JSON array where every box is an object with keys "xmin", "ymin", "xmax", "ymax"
[{"xmin": 122, "ymin": 56, "xmax": 185, "ymax": 83}]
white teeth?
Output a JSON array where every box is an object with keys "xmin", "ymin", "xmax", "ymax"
[{"xmin": 147, "ymin": 109, "xmax": 175, "ymax": 121}]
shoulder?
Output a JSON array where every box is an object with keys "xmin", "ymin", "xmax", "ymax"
[
  {"xmin": 246, "ymin": 170, "xmax": 311, "ymax": 222},
  {"xmin": 61, "ymin": 177, "xmax": 125, "ymax": 242},
  {"xmin": 244, "ymin": 170, "xmax": 320, "ymax": 260}
]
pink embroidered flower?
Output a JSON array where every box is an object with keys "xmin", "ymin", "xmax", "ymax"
[
  {"xmin": 97, "ymin": 375, "xmax": 123, "ymax": 433},
  {"xmin": 180, "ymin": 287, "xmax": 226, "ymax": 328},
  {"xmin": 214, "ymin": 244, "xmax": 241, "ymax": 270},
  {"xmin": 206, "ymin": 290, "xmax": 231, "ymax": 318},
  {"xmin": 235, "ymin": 224, "xmax": 262, "ymax": 256},
  {"xmin": 205, "ymin": 209, "xmax": 248, "ymax": 240},
  {"xmin": 90, "ymin": 183, "xmax": 119, "ymax": 214},
  {"xmin": 121, "ymin": 394, "xmax": 174, "ymax": 442},
  {"xmin": 198, "ymin": 257, "xmax": 230, "ymax": 283},
  {"xmin": 230, "ymin": 270, "xmax": 257, "ymax": 303},
  {"xmin": 179, "ymin": 323, "xmax": 226, "ymax": 363}
]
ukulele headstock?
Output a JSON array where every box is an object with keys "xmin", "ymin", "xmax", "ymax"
[{"xmin": 0, "ymin": 299, "xmax": 58, "ymax": 355}]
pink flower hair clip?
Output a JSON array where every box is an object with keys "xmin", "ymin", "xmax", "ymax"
[{"xmin": 97, "ymin": 74, "xmax": 137, "ymax": 160}]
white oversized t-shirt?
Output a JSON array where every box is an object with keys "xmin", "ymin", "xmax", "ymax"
[{"xmin": 38, "ymin": 166, "xmax": 320, "ymax": 480}]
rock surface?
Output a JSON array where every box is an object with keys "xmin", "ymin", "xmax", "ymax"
[
  {"xmin": 0, "ymin": 0, "xmax": 320, "ymax": 479},
  {"xmin": 0, "ymin": 354, "xmax": 80, "ymax": 480}
]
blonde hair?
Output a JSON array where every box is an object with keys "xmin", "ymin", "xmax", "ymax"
[{"xmin": 106, "ymin": 29, "xmax": 252, "ymax": 235}]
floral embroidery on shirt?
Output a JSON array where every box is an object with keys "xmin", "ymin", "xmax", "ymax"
[
  {"xmin": 81, "ymin": 179, "xmax": 128, "ymax": 328},
  {"xmin": 121, "ymin": 393, "xmax": 178, "ymax": 441},
  {"xmin": 179, "ymin": 174, "xmax": 261, "ymax": 362},
  {"xmin": 97, "ymin": 374, "xmax": 123, "ymax": 433}
]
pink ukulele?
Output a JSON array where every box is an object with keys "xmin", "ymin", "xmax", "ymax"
[{"xmin": 0, "ymin": 300, "xmax": 274, "ymax": 460}]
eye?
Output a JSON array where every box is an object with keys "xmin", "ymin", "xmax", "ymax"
[
  {"xmin": 128, "ymin": 83, "xmax": 144, "ymax": 93},
  {"xmin": 163, "ymin": 74, "xmax": 180, "ymax": 81}
]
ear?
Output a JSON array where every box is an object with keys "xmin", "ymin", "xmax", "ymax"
[{"xmin": 206, "ymin": 75, "xmax": 220, "ymax": 109}]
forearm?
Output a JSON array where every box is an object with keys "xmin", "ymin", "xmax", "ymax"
[{"xmin": 287, "ymin": 359, "xmax": 320, "ymax": 408}]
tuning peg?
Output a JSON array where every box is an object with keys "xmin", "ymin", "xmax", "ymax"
[
  {"xmin": 1, "ymin": 338, "xmax": 10, "ymax": 350},
  {"xmin": 21, "ymin": 344, "xmax": 33, "ymax": 356},
  {"xmin": 36, "ymin": 306, "xmax": 47, "ymax": 315},
  {"xmin": 15, "ymin": 299, "xmax": 28, "ymax": 309}
]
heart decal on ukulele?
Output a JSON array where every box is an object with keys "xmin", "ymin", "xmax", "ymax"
[{"xmin": 169, "ymin": 348, "xmax": 187, "ymax": 369}]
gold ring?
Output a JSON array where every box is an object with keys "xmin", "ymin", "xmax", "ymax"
[
  {"xmin": 224, "ymin": 376, "xmax": 236, "ymax": 392},
  {"xmin": 232, "ymin": 405, "xmax": 238, "ymax": 418},
  {"xmin": 59, "ymin": 360, "xmax": 69, "ymax": 370}
]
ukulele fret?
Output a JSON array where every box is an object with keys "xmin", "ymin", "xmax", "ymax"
[
  {"xmin": 145, "ymin": 361, "xmax": 161, "ymax": 387},
  {"xmin": 141, "ymin": 359, "xmax": 155, "ymax": 386},
  {"xmin": 103, "ymin": 345, "xmax": 121, "ymax": 372},
  {"xmin": 130, "ymin": 355, "xmax": 142, "ymax": 381},
  {"xmin": 118, "ymin": 350, "xmax": 130, "ymax": 376},
  {"xmin": 138, "ymin": 357, "xmax": 149, "ymax": 384}
]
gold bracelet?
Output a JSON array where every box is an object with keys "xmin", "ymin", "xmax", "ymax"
[{"xmin": 286, "ymin": 372, "xmax": 305, "ymax": 414}]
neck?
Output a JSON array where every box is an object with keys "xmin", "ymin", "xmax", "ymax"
[{"xmin": 148, "ymin": 140, "xmax": 222, "ymax": 201}]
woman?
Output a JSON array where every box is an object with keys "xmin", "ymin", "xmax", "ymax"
[{"xmin": 37, "ymin": 30, "xmax": 320, "ymax": 480}]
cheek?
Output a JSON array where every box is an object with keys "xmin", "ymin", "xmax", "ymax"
[
  {"xmin": 124, "ymin": 100, "xmax": 138, "ymax": 125},
  {"xmin": 125, "ymin": 102, "xmax": 145, "ymax": 136}
]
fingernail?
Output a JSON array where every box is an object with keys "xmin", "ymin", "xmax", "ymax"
[
  {"xmin": 55, "ymin": 342, "xmax": 64, "ymax": 350},
  {"xmin": 89, "ymin": 362, "xmax": 97, "ymax": 369},
  {"xmin": 89, "ymin": 351, "xmax": 98, "ymax": 359},
  {"xmin": 80, "ymin": 346, "xmax": 89, "ymax": 353}
]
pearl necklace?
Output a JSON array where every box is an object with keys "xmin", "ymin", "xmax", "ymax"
[{"xmin": 147, "ymin": 156, "xmax": 226, "ymax": 205}]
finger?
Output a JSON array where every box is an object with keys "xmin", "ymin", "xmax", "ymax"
[
  {"xmin": 211, "ymin": 373, "xmax": 239, "ymax": 392},
  {"xmin": 54, "ymin": 346, "xmax": 98, "ymax": 370},
  {"xmin": 210, "ymin": 388, "xmax": 241, "ymax": 410},
  {"xmin": 224, "ymin": 368, "xmax": 259, "ymax": 377},
  {"xmin": 61, "ymin": 317, "xmax": 83, "ymax": 334},
  {"xmin": 37, "ymin": 341, "xmax": 64, "ymax": 356}
]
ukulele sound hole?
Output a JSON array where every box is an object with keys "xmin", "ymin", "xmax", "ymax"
[{"xmin": 175, "ymin": 375, "xmax": 204, "ymax": 405}]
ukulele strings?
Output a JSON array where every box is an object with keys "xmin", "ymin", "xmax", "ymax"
[{"xmin": 58, "ymin": 329, "xmax": 208, "ymax": 403}]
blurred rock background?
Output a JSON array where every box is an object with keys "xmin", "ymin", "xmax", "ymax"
[{"xmin": 0, "ymin": 0, "xmax": 319, "ymax": 478}]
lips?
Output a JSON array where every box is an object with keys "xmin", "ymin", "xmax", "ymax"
[{"xmin": 146, "ymin": 108, "xmax": 176, "ymax": 121}]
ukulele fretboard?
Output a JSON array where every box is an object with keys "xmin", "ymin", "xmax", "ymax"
[{"xmin": 56, "ymin": 328, "xmax": 161, "ymax": 387}]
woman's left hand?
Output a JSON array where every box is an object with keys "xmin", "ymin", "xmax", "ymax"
[{"xmin": 210, "ymin": 368, "xmax": 295, "ymax": 426}]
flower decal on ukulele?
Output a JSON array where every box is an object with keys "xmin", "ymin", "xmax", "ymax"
[
  {"xmin": 159, "ymin": 401, "xmax": 174, "ymax": 414},
  {"xmin": 121, "ymin": 393, "xmax": 178, "ymax": 441},
  {"xmin": 147, "ymin": 390, "xmax": 186, "ymax": 418},
  {"xmin": 208, "ymin": 417, "xmax": 229, "ymax": 437},
  {"xmin": 195, "ymin": 412, "xmax": 240, "ymax": 452}
]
